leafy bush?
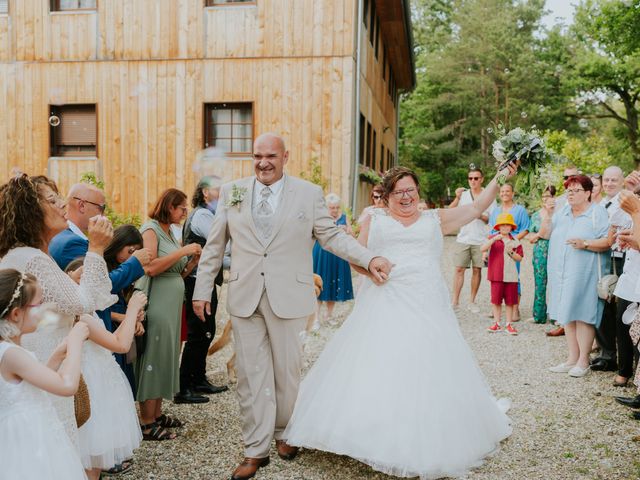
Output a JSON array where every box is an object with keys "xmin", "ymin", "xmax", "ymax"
[{"xmin": 79, "ymin": 172, "xmax": 142, "ymax": 228}]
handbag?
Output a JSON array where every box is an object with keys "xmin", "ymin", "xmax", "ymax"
[
  {"xmin": 594, "ymin": 209, "xmax": 618, "ymax": 302},
  {"xmin": 74, "ymin": 374, "xmax": 91, "ymax": 428}
]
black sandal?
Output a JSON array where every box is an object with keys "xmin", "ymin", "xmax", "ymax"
[
  {"xmin": 156, "ymin": 414, "xmax": 183, "ymax": 428},
  {"xmin": 102, "ymin": 460, "xmax": 133, "ymax": 475},
  {"xmin": 141, "ymin": 421, "xmax": 177, "ymax": 441}
]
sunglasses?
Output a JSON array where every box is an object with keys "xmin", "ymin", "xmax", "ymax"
[
  {"xmin": 372, "ymin": 194, "xmax": 382, "ymax": 200},
  {"xmin": 468, "ymin": 176, "xmax": 481, "ymax": 181}
]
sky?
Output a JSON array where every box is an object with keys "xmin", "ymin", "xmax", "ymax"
[{"xmin": 541, "ymin": 0, "xmax": 577, "ymax": 29}]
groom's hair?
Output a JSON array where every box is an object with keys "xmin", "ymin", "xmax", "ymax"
[{"xmin": 382, "ymin": 167, "xmax": 420, "ymax": 200}]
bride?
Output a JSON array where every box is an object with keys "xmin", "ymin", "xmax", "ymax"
[{"xmin": 284, "ymin": 165, "xmax": 516, "ymax": 479}]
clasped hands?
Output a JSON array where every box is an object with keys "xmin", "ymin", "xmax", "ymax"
[{"xmin": 367, "ymin": 256, "xmax": 393, "ymax": 286}]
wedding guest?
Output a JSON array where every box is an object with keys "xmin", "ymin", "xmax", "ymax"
[
  {"xmin": 101, "ymin": 225, "xmax": 149, "ymax": 394},
  {"xmin": 590, "ymin": 174, "xmax": 603, "ymax": 204},
  {"xmin": 0, "ymin": 174, "xmax": 116, "ymax": 447},
  {"xmin": 49, "ymin": 182, "xmax": 146, "ymax": 332},
  {"xmin": 49, "ymin": 182, "xmax": 107, "ymax": 271},
  {"xmin": 482, "ymin": 213, "xmax": 523, "ymax": 335},
  {"xmin": 528, "ymin": 186, "xmax": 556, "ymax": 324},
  {"xmin": 357, "ymin": 184, "xmax": 385, "ymax": 223},
  {"xmin": 448, "ymin": 166, "xmax": 496, "ymax": 313},
  {"xmin": 488, "ymin": 183, "xmax": 530, "ymax": 321},
  {"xmin": 64, "ymin": 259, "xmax": 145, "ymax": 480},
  {"xmin": 134, "ymin": 189, "xmax": 202, "ymax": 441},
  {"xmin": 313, "ymin": 193, "xmax": 354, "ymax": 324},
  {"xmin": 592, "ymin": 166, "xmax": 626, "ymax": 372},
  {"xmin": 613, "ymin": 191, "xmax": 640, "ymax": 410},
  {"xmin": 175, "ymin": 177, "xmax": 228, "ymax": 405},
  {"xmin": 543, "ymin": 175, "xmax": 610, "ymax": 378},
  {"xmin": 0, "ymin": 269, "xmax": 89, "ymax": 480}
]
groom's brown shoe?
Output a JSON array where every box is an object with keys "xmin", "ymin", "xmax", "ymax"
[
  {"xmin": 276, "ymin": 440, "xmax": 299, "ymax": 460},
  {"xmin": 230, "ymin": 457, "xmax": 269, "ymax": 480}
]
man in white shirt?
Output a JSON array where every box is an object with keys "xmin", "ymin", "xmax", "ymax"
[
  {"xmin": 592, "ymin": 166, "xmax": 627, "ymax": 371},
  {"xmin": 449, "ymin": 167, "xmax": 496, "ymax": 313}
]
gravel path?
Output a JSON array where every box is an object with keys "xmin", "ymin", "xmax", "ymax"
[{"xmin": 132, "ymin": 237, "xmax": 640, "ymax": 480}]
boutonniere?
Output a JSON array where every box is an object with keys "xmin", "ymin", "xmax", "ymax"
[{"xmin": 226, "ymin": 184, "xmax": 247, "ymax": 208}]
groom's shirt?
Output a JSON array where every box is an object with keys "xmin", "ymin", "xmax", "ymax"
[{"xmin": 253, "ymin": 177, "xmax": 284, "ymax": 211}]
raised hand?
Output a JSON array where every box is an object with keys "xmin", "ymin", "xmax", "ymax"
[
  {"xmin": 183, "ymin": 243, "xmax": 203, "ymax": 257},
  {"xmin": 619, "ymin": 190, "xmax": 640, "ymax": 216},
  {"xmin": 87, "ymin": 215, "xmax": 114, "ymax": 255},
  {"xmin": 455, "ymin": 187, "xmax": 466, "ymax": 199},
  {"xmin": 68, "ymin": 321, "xmax": 90, "ymax": 344},
  {"xmin": 128, "ymin": 291, "xmax": 147, "ymax": 312}
]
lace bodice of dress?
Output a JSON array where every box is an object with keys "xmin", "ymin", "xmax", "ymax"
[
  {"xmin": 367, "ymin": 209, "xmax": 443, "ymax": 287},
  {"xmin": 0, "ymin": 342, "xmax": 55, "ymax": 420}
]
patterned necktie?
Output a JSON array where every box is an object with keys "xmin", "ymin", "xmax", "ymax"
[{"xmin": 254, "ymin": 186, "xmax": 274, "ymax": 239}]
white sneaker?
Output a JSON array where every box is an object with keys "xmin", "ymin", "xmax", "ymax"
[
  {"xmin": 568, "ymin": 365, "xmax": 591, "ymax": 378},
  {"xmin": 549, "ymin": 362, "xmax": 576, "ymax": 373}
]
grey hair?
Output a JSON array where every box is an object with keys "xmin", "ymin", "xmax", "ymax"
[{"xmin": 325, "ymin": 193, "xmax": 341, "ymax": 206}]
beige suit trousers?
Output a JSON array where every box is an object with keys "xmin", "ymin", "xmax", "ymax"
[{"xmin": 231, "ymin": 290, "xmax": 307, "ymax": 458}]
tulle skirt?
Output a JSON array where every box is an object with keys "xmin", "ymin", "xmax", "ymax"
[
  {"xmin": 0, "ymin": 405, "xmax": 87, "ymax": 479},
  {"xmin": 285, "ymin": 280, "xmax": 512, "ymax": 479},
  {"xmin": 78, "ymin": 342, "xmax": 142, "ymax": 469}
]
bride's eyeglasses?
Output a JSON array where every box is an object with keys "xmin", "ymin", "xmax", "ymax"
[{"xmin": 390, "ymin": 187, "xmax": 418, "ymax": 199}]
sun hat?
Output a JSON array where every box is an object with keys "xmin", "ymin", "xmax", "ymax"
[{"xmin": 493, "ymin": 212, "xmax": 517, "ymax": 231}]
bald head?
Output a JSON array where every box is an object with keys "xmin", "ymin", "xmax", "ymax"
[
  {"xmin": 67, "ymin": 182, "xmax": 106, "ymax": 231},
  {"xmin": 253, "ymin": 133, "xmax": 289, "ymax": 186},
  {"xmin": 603, "ymin": 166, "xmax": 624, "ymax": 198}
]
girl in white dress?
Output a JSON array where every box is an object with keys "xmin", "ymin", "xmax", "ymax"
[
  {"xmin": 0, "ymin": 269, "xmax": 89, "ymax": 480},
  {"xmin": 64, "ymin": 259, "xmax": 146, "ymax": 479},
  {"xmin": 285, "ymin": 166, "xmax": 517, "ymax": 479}
]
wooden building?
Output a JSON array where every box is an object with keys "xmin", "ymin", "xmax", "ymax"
[{"xmin": 0, "ymin": 0, "xmax": 414, "ymax": 216}]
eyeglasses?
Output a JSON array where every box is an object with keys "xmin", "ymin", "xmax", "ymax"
[
  {"xmin": 566, "ymin": 188, "xmax": 585, "ymax": 194},
  {"xmin": 372, "ymin": 194, "xmax": 382, "ymax": 200},
  {"xmin": 468, "ymin": 177, "xmax": 481, "ymax": 181},
  {"xmin": 390, "ymin": 187, "xmax": 418, "ymax": 198},
  {"xmin": 72, "ymin": 196, "xmax": 106, "ymax": 213}
]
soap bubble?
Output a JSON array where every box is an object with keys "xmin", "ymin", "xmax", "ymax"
[{"xmin": 193, "ymin": 146, "xmax": 234, "ymax": 185}]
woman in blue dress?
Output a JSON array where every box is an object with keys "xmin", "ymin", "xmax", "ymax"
[
  {"xmin": 541, "ymin": 175, "xmax": 611, "ymax": 378},
  {"xmin": 313, "ymin": 193, "xmax": 354, "ymax": 323}
]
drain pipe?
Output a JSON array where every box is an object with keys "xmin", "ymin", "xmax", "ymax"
[{"xmin": 350, "ymin": 0, "xmax": 364, "ymax": 211}]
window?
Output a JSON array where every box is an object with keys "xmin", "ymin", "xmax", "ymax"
[
  {"xmin": 205, "ymin": 0, "xmax": 254, "ymax": 5},
  {"xmin": 359, "ymin": 113, "xmax": 365, "ymax": 165},
  {"xmin": 366, "ymin": 121, "xmax": 372, "ymax": 168},
  {"xmin": 374, "ymin": 17, "xmax": 380, "ymax": 59},
  {"xmin": 380, "ymin": 144, "xmax": 384, "ymax": 171},
  {"xmin": 50, "ymin": 104, "xmax": 97, "ymax": 157},
  {"xmin": 372, "ymin": 130, "xmax": 377, "ymax": 169},
  {"xmin": 204, "ymin": 103, "xmax": 253, "ymax": 154},
  {"xmin": 0, "ymin": 1, "xmax": 8, "ymax": 14},
  {"xmin": 369, "ymin": 1, "xmax": 375, "ymax": 45},
  {"xmin": 363, "ymin": 0, "xmax": 369, "ymax": 27},
  {"xmin": 51, "ymin": 0, "xmax": 96, "ymax": 11}
]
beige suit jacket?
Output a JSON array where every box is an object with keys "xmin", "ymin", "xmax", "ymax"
[{"xmin": 193, "ymin": 175, "xmax": 375, "ymax": 319}]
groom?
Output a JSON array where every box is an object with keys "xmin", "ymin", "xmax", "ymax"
[{"xmin": 193, "ymin": 133, "xmax": 391, "ymax": 480}]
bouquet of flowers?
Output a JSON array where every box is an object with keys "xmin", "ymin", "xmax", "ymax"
[{"xmin": 492, "ymin": 126, "xmax": 548, "ymax": 185}]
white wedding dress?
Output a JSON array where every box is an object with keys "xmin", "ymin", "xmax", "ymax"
[{"xmin": 285, "ymin": 209, "xmax": 512, "ymax": 479}]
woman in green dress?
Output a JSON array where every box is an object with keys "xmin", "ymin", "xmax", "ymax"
[
  {"xmin": 135, "ymin": 189, "xmax": 202, "ymax": 440},
  {"xmin": 528, "ymin": 186, "xmax": 556, "ymax": 324}
]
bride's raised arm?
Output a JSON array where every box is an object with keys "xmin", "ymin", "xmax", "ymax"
[{"xmin": 438, "ymin": 163, "xmax": 518, "ymax": 235}]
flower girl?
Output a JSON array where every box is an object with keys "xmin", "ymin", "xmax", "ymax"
[
  {"xmin": 65, "ymin": 259, "xmax": 146, "ymax": 480},
  {"xmin": 0, "ymin": 269, "xmax": 89, "ymax": 479}
]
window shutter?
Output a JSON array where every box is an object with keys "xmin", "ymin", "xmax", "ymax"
[
  {"xmin": 0, "ymin": 0, "xmax": 8, "ymax": 14},
  {"xmin": 58, "ymin": 106, "xmax": 96, "ymax": 146}
]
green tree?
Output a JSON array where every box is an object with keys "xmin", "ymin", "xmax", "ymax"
[{"xmin": 568, "ymin": 0, "xmax": 640, "ymax": 167}]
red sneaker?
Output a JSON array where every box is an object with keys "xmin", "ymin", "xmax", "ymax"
[
  {"xmin": 505, "ymin": 323, "xmax": 518, "ymax": 335},
  {"xmin": 487, "ymin": 323, "xmax": 501, "ymax": 332}
]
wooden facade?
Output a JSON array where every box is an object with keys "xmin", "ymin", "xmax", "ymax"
[{"xmin": 0, "ymin": 0, "xmax": 414, "ymax": 216}]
